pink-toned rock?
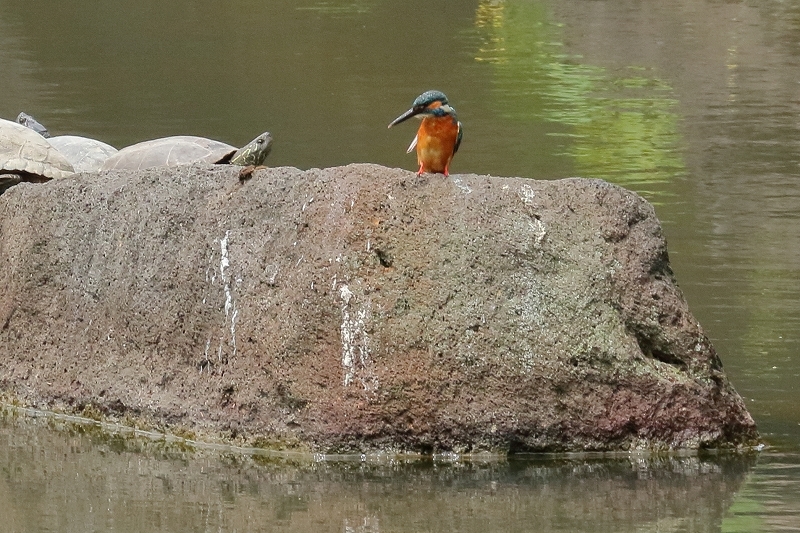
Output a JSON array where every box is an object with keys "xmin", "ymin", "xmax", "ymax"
[{"xmin": 0, "ymin": 164, "xmax": 758, "ymax": 453}]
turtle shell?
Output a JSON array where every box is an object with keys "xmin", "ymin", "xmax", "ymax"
[
  {"xmin": 0, "ymin": 118, "xmax": 75, "ymax": 180},
  {"xmin": 100, "ymin": 136, "xmax": 238, "ymax": 171},
  {"xmin": 48, "ymin": 135, "xmax": 118, "ymax": 173}
]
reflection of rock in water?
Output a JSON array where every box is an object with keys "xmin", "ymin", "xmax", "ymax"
[{"xmin": 0, "ymin": 412, "xmax": 757, "ymax": 533}]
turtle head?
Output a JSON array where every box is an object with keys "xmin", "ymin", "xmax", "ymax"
[
  {"xmin": 230, "ymin": 132, "xmax": 273, "ymax": 166},
  {"xmin": 17, "ymin": 112, "xmax": 51, "ymax": 138}
]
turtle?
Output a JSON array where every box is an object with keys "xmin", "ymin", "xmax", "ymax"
[
  {"xmin": 17, "ymin": 112, "xmax": 118, "ymax": 172},
  {"xmin": 47, "ymin": 135, "xmax": 119, "ymax": 173},
  {"xmin": 100, "ymin": 132, "xmax": 273, "ymax": 172},
  {"xmin": 1, "ymin": 117, "xmax": 75, "ymax": 194}
]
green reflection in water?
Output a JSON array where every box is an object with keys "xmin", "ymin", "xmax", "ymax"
[
  {"xmin": 295, "ymin": 0, "xmax": 375, "ymax": 16},
  {"xmin": 735, "ymin": 263, "xmax": 800, "ymax": 441},
  {"xmin": 473, "ymin": 0, "xmax": 685, "ymax": 198},
  {"xmin": 721, "ymin": 488, "xmax": 767, "ymax": 533}
]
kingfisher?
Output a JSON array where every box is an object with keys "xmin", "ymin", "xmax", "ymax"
[{"xmin": 388, "ymin": 90, "xmax": 463, "ymax": 176}]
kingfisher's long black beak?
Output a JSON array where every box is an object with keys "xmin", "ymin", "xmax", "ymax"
[{"xmin": 388, "ymin": 105, "xmax": 424, "ymax": 128}]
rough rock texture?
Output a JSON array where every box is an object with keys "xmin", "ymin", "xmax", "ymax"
[{"xmin": 0, "ymin": 164, "xmax": 758, "ymax": 453}]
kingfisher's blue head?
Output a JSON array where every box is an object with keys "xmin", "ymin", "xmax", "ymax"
[{"xmin": 388, "ymin": 90, "xmax": 457, "ymax": 128}]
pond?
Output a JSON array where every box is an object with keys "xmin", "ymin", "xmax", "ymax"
[
  {"xmin": 1, "ymin": 410, "xmax": 796, "ymax": 533},
  {"xmin": 1, "ymin": 0, "xmax": 799, "ymax": 530}
]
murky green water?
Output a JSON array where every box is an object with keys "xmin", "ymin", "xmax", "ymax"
[
  {"xmin": 1, "ymin": 411, "xmax": 793, "ymax": 533},
  {"xmin": 2, "ymin": 0, "xmax": 799, "ymax": 530}
]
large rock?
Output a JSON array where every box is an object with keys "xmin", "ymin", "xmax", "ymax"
[{"xmin": 0, "ymin": 164, "xmax": 758, "ymax": 453}]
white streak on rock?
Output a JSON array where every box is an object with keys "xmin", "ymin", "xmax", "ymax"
[
  {"xmin": 339, "ymin": 284, "xmax": 376, "ymax": 391},
  {"xmin": 230, "ymin": 307, "xmax": 239, "ymax": 356},
  {"xmin": 518, "ymin": 184, "xmax": 536, "ymax": 205},
  {"xmin": 218, "ymin": 231, "xmax": 239, "ymax": 358},
  {"xmin": 265, "ymin": 264, "xmax": 279, "ymax": 286},
  {"xmin": 201, "ymin": 337, "xmax": 211, "ymax": 373},
  {"xmin": 220, "ymin": 231, "xmax": 233, "ymax": 317},
  {"xmin": 340, "ymin": 284, "xmax": 353, "ymax": 303},
  {"xmin": 529, "ymin": 218, "xmax": 546, "ymax": 247},
  {"xmin": 452, "ymin": 177, "xmax": 472, "ymax": 194},
  {"xmin": 220, "ymin": 232, "xmax": 230, "ymax": 280}
]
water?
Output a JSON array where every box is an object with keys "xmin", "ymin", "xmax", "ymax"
[
  {"xmin": 0, "ymin": 411, "xmax": 788, "ymax": 533},
  {"xmin": 1, "ymin": 0, "xmax": 799, "ymax": 530}
]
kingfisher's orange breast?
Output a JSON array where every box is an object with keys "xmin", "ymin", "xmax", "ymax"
[{"xmin": 415, "ymin": 115, "xmax": 460, "ymax": 174}]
